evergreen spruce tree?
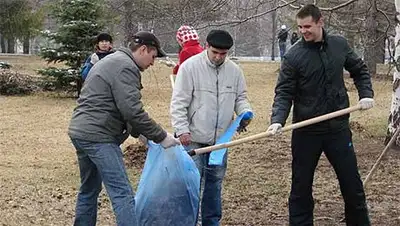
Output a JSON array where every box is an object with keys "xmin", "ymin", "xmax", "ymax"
[{"xmin": 39, "ymin": 0, "xmax": 105, "ymax": 95}]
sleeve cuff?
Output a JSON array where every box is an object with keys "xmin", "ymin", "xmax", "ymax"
[
  {"xmin": 175, "ymin": 128, "xmax": 190, "ymax": 137},
  {"xmin": 153, "ymin": 130, "xmax": 167, "ymax": 144},
  {"xmin": 359, "ymin": 92, "xmax": 373, "ymax": 100}
]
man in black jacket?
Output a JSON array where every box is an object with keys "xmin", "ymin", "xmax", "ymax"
[{"xmin": 267, "ymin": 4, "xmax": 374, "ymax": 225}]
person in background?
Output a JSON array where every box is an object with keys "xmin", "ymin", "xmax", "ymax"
[
  {"xmin": 172, "ymin": 25, "xmax": 204, "ymax": 75},
  {"xmin": 278, "ymin": 24, "xmax": 289, "ymax": 57},
  {"xmin": 81, "ymin": 32, "xmax": 115, "ymax": 81},
  {"xmin": 290, "ymin": 31, "xmax": 299, "ymax": 45}
]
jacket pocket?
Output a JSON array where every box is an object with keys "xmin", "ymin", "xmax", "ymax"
[
  {"xmin": 219, "ymin": 86, "xmax": 237, "ymax": 108},
  {"xmin": 220, "ymin": 85, "xmax": 237, "ymax": 94},
  {"xmin": 189, "ymin": 104, "xmax": 203, "ymax": 124},
  {"xmin": 189, "ymin": 102, "xmax": 216, "ymax": 144},
  {"xmin": 294, "ymin": 96, "xmax": 318, "ymax": 121},
  {"xmin": 335, "ymin": 91, "xmax": 349, "ymax": 109},
  {"xmin": 105, "ymin": 113, "xmax": 125, "ymax": 135}
]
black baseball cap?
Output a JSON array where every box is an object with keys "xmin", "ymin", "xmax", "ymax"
[{"xmin": 132, "ymin": 31, "xmax": 167, "ymax": 57}]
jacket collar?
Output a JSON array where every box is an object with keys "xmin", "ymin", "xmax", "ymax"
[
  {"xmin": 202, "ymin": 50, "xmax": 228, "ymax": 69},
  {"xmin": 301, "ymin": 28, "xmax": 328, "ymax": 49},
  {"xmin": 118, "ymin": 47, "xmax": 143, "ymax": 89},
  {"xmin": 118, "ymin": 47, "xmax": 143, "ymax": 71}
]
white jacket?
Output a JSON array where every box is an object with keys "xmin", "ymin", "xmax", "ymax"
[{"xmin": 170, "ymin": 50, "xmax": 252, "ymax": 145}]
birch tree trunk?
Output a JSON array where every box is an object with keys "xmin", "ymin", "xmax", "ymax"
[
  {"xmin": 384, "ymin": 0, "xmax": 400, "ymax": 148},
  {"xmin": 271, "ymin": 7, "xmax": 277, "ymax": 61}
]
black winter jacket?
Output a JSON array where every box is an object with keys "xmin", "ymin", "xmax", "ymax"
[{"xmin": 271, "ymin": 30, "xmax": 374, "ymax": 133}]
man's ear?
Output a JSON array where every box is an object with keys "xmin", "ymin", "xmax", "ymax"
[
  {"xmin": 138, "ymin": 45, "xmax": 147, "ymax": 55},
  {"xmin": 318, "ymin": 17, "xmax": 324, "ymax": 27}
]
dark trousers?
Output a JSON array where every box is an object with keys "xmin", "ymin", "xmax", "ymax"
[
  {"xmin": 289, "ymin": 128, "xmax": 370, "ymax": 226},
  {"xmin": 279, "ymin": 41, "xmax": 286, "ymax": 57}
]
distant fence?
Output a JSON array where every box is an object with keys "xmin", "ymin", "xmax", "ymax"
[
  {"xmin": 165, "ymin": 54, "xmax": 283, "ymax": 62},
  {"xmin": 0, "ymin": 53, "xmax": 34, "ymax": 57}
]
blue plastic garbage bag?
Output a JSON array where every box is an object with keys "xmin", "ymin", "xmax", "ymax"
[
  {"xmin": 209, "ymin": 111, "xmax": 254, "ymax": 166},
  {"xmin": 135, "ymin": 141, "xmax": 200, "ymax": 226}
]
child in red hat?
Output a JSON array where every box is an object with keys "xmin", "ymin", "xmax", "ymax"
[{"xmin": 173, "ymin": 26, "xmax": 204, "ymax": 75}]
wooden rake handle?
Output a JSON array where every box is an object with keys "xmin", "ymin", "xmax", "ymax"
[
  {"xmin": 363, "ymin": 127, "xmax": 400, "ymax": 188},
  {"xmin": 170, "ymin": 74, "xmax": 175, "ymax": 89},
  {"xmin": 188, "ymin": 105, "xmax": 362, "ymax": 156}
]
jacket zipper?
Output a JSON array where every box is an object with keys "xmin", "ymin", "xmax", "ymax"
[
  {"xmin": 214, "ymin": 68, "xmax": 219, "ymax": 144},
  {"xmin": 318, "ymin": 44, "xmax": 333, "ymax": 129}
]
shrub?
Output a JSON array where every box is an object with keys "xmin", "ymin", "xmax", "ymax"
[{"xmin": 0, "ymin": 70, "xmax": 40, "ymax": 95}]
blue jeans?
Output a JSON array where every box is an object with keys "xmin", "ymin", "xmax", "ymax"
[
  {"xmin": 70, "ymin": 138, "xmax": 137, "ymax": 226},
  {"xmin": 279, "ymin": 41, "xmax": 286, "ymax": 58},
  {"xmin": 185, "ymin": 143, "xmax": 228, "ymax": 226}
]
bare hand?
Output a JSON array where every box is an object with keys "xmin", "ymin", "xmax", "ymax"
[
  {"xmin": 179, "ymin": 133, "xmax": 191, "ymax": 146},
  {"xmin": 237, "ymin": 119, "xmax": 251, "ymax": 134}
]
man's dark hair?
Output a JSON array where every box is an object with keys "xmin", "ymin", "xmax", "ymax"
[
  {"xmin": 206, "ymin": 30, "xmax": 233, "ymax": 50},
  {"xmin": 129, "ymin": 42, "xmax": 157, "ymax": 53},
  {"xmin": 296, "ymin": 4, "xmax": 322, "ymax": 22}
]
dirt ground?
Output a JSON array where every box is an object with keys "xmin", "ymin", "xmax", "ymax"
[{"xmin": 1, "ymin": 58, "xmax": 400, "ymax": 225}]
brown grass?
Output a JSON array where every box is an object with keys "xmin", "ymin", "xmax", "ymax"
[
  {"xmin": 0, "ymin": 54, "xmax": 65, "ymax": 76},
  {"xmin": 0, "ymin": 56, "xmax": 399, "ymax": 225}
]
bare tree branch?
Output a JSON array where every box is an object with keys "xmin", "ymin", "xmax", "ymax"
[
  {"xmin": 279, "ymin": 0, "xmax": 301, "ymax": 9},
  {"xmin": 377, "ymin": 6, "xmax": 398, "ymax": 73},
  {"xmin": 280, "ymin": 0, "xmax": 360, "ymax": 11},
  {"xmin": 319, "ymin": 0, "xmax": 360, "ymax": 11},
  {"xmin": 211, "ymin": 0, "xmax": 233, "ymax": 11},
  {"xmin": 328, "ymin": 13, "xmax": 365, "ymax": 33},
  {"xmin": 234, "ymin": 0, "xmax": 270, "ymax": 11},
  {"xmin": 195, "ymin": 0, "xmax": 298, "ymax": 30},
  {"xmin": 106, "ymin": 0, "xmax": 128, "ymax": 13},
  {"xmin": 377, "ymin": 7, "xmax": 392, "ymax": 40}
]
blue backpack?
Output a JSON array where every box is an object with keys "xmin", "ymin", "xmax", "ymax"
[{"xmin": 81, "ymin": 55, "xmax": 93, "ymax": 80}]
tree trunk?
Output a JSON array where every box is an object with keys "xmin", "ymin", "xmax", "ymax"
[
  {"xmin": 345, "ymin": 4, "xmax": 356, "ymax": 49},
  {"xmin": 377, "ymin": 33, "xmax": 386, "ymax": 64},
  {"xmin": 123, "ymin": 1, "xmax": 136, "ymax": 46},
  {"xmin": 7, "ymin": 38, "xmax": 15, "ymax": 53},
  {"xmin": 23, "ymin": 36, "xmax": 30, "ymax": 54},
  {"xmin": 0, "ymin": 35, "xmax": 6, "ymax": 53},
  {"xmin": 271, "ymin": 9, "xmax": 277, "ymax": 61},
  {"xmin": 233, "ymin": 27, "xmax": 237, "ymax": 56},
  {"xmin": 385, "ymin": 0, "xmax": 400, "ymax": 148},
  {"xmin": 364, "ymin": 0, "xmax": 380, "ymax": 76}
]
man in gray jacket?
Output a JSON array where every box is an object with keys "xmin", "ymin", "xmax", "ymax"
[
  {"xmin": 170, "ymin": 30, "xmax": 253, "ymax": 226},
  {"xmin": 68, "ymin": 31, "xmax": 180, "ymax": 226}
]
